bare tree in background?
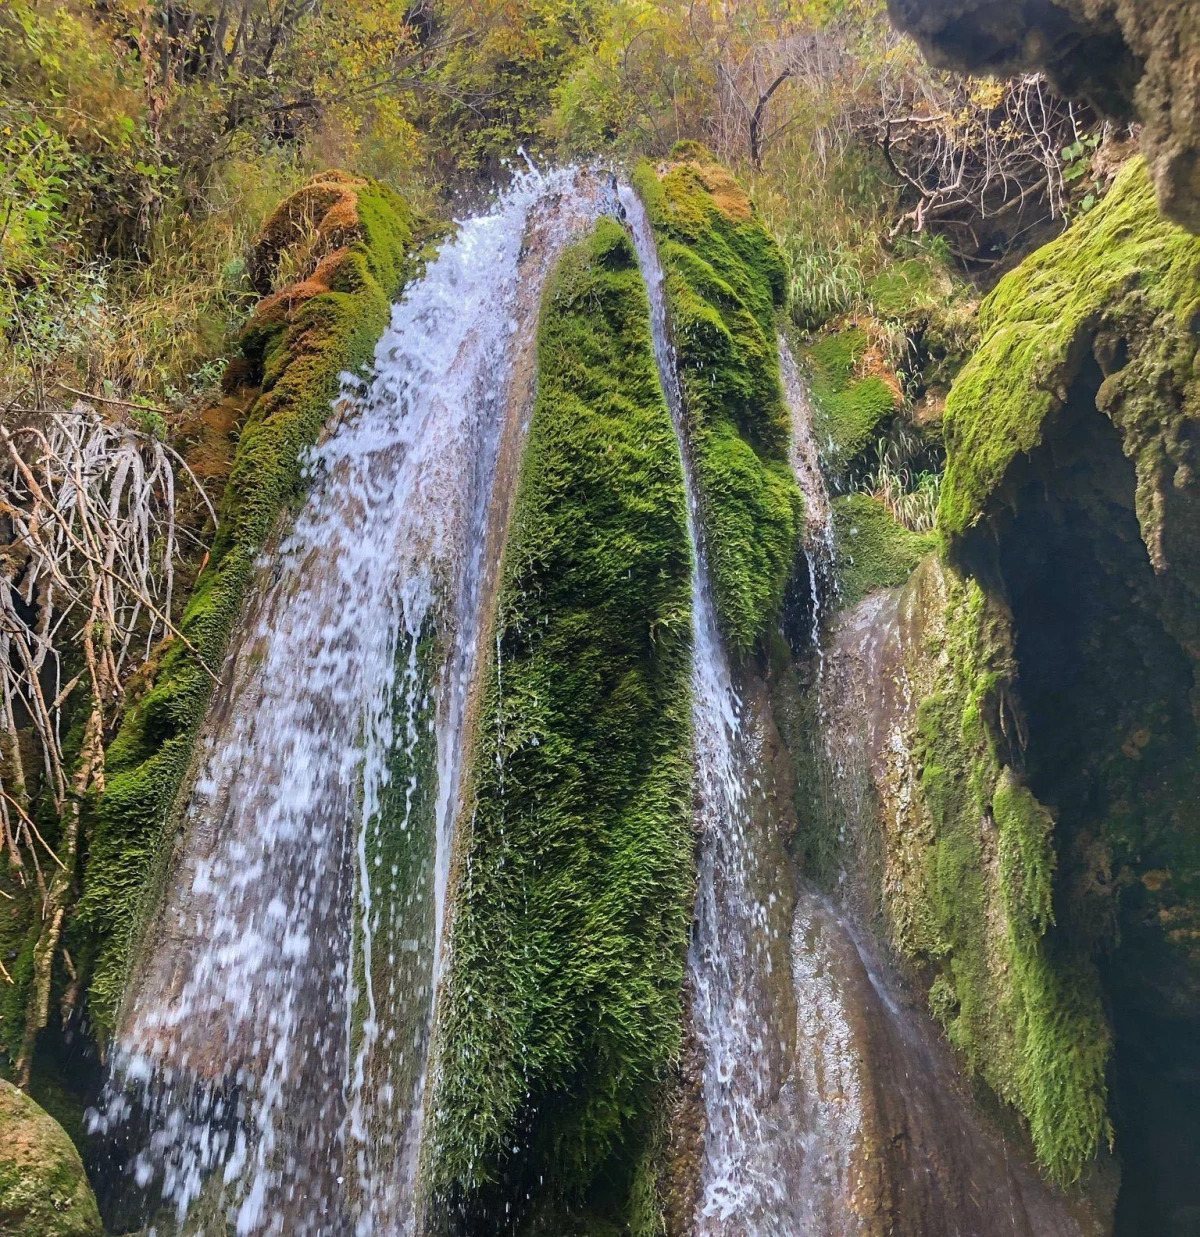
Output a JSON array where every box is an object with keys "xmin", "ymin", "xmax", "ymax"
[{"xmin": 875, "ymin": 70, "xmax": 1089, "ymax": 258}]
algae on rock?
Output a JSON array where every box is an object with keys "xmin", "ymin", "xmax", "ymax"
[
  {"xmin": 817, "ymin": 158, "xmax": 1200, "ymax": 1197},
  {"xmin": 76, "ymin": 172, "xmax": 420, "ymax": 1033},
  {"xmin": 426, "ymin": 218, "xmax": 694, "ymax": 1232},
  {"xmin": 0, "ymin": 1079, "xmax": 102, "ymax": 1237},
  {"xmin": 803, "ymin": 328, "xmax": 900, "ymax": 484},
  {"xmin": 632, "ymin": 150, "xmax": 803, "ymax": 655},
  {"xmin": 832, "ymin": 492, "xmax": 937, "ymax": 608},
  {"xmin": 818, "ymin": 555, "xmax": 1112, "ymax": 1186}
]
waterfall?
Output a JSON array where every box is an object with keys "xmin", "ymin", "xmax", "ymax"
[
  {"xmin": 90, "ymin": 167, "xmax": 606, "ymax": 1237},
  {"xmin": 780, "ymin": 335, "xmax": 836, "ymax": 660},
  {"xmin": 622, "ymin": 185, "xmax": 832, "ymax": 1236},
  {"xmin": 621, "ymin": 185, "xmax": 1087, "ymax": 1237}
]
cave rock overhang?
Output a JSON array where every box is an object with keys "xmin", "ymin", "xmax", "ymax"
[{"xmin": 886, "ymin": 0, "xmax": 1200, "ymax": 234}]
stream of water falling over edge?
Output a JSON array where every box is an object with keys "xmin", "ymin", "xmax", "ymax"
[
  {"xmin": 88, "ymin": 167, "xmax": 607, "ymax": 1237},
  {"xmin": 620, "ymin": 185, "xmax": 832, "ymax": 1236}
]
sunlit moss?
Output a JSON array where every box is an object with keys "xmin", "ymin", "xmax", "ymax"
[
  {"xmin": 632, "ymin": 153, "xmax": 802, "ymax": 655},
  {"xmin": 939, "ymin": 157, "xmax": 1200, "ymax": 548},
  {"xmin": 425, "ymin": 219, "xmax": 693, "ymax": 1231},
  {"xmin": 831, "ymin": 493, "xmax": 936, "ymax": 606},
  {"xmin": 803, "ymin": 328, "xmax": 899, "ymax": 480}
]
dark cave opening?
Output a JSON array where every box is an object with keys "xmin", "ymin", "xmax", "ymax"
[{"xmin": 982, "ymin": 364, "xmax": 1200, "ymax": 1236}]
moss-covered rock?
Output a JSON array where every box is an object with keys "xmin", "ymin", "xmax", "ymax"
[
  {"xmin": 939, "ymin": 157, "xmax": 1200, "ymax": 562},
  {"xmin": 804, "ymin": 328, "xmax": 900, "ymax": 481},
  {"xmin": 425, "ymin": 219, "xmax": 694, "ymax": 1231},
  {"xmin": 832, "ymin": 492, "xmax": 937, "ymax": 607},
  {"xmin": 0, "ymin": 1079, "xmax": 102, "ymax": 1237},
  {"xmin": 819, "ymin": 556, "xmax": 1111, "ymax": 1186},
  {"xmin": 632, "ymin": 152, "xmax": 803, "ymax": 655},
  {"xmin": 76, "ymin": 172, "xmax": 420, "ymax": 1033}
]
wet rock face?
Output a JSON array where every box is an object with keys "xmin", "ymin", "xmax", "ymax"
[
  {"xmin": 0, "ymin": 1080, "xmax": 102, "ymax": 1237},
  {"xmin": 887, "ymin": 0, "xmax": 1200, "ymax": 231}
]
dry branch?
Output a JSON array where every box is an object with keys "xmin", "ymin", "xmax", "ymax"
[{"xmin": 0, "ymin": 402, "xmax": 214, "ymax": 1081}]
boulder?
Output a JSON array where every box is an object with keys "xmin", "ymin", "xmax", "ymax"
[{"xmin": 0, "ymin": 1079, "xmax": 103, "ymax": 1237}]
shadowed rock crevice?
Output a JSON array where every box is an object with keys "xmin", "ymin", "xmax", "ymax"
[{"xmin": 982, "ymin": 369, "xmax": 1200, "ymax": 1237}]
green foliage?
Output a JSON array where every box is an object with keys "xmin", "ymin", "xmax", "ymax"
[
  {"xmin": 907, "ymin": 569, "xmax": 1111, "ymax": 1184},
  {"xmin": 75, "ymin": 179, "xmax": 418, "ymax": 1032},
  {"xmin": 426, "ymin": 218, "xmax": 693, "ymax": 1228},
  {"xmin": 831, "ymin": 493, "xmax": 935, "ymax": 606},
  {"xmin": 787, "ymin": 244, "xmax": 867, "ymax": 332},
  {"xmin": 939, "ymin": 157, "xmax": 1200, "ymax": 546},
  {"xmin": 804, "ymin": 329, "xmax": 898, "ymax": 479},
  {"xmin": 632, "ymin": 153, "xmax": 802, "ymax": 654},
  {"xmin": 425, "ymin": 0, "xmax": 601, "ymax": 176}
]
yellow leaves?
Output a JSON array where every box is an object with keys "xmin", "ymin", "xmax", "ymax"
[{"xmin": 967, "ymin": 78, "xmax": 1006, "ymax": 110}]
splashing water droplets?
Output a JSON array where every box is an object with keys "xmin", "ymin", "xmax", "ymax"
[{"xmin": 91, "ymin": 168, "xmax": 604, "ymax": 1237}]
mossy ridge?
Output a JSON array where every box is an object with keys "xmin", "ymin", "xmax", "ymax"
[
  {"xmin": 425, "ymin": 219, "xmax": 693, "ymax": 1231},
  {"xmin": 939, "ymin": 157, "xmax": 1200, "ymax": 549},
  {"xmin": 74, "ymin": 173, "xmax": 419, "ymax": 1034},
  {"xmin": 831, "ymin": 493, "xmax": 936, "ymax": 608},
  {"xmin": 897, "ymin": 559, "xmax": 1110, "ymax": 1185},
  {"xmin": 803, "ymin": 328, "xmax": 901, "ymax": 480},
  {"xmin": 632, "ymin": 153, "xmax": 803, "ymax": 655}
]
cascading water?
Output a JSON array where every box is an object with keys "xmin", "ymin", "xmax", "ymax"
[
  {"xmin": 89, "ymin": 167, "xmax": 607, "ymax": 1237},
  {"xmin": 622, "ymin": 185, "xmax": 829, "ymax": 1237},
  {"xmin": 622, "ymin": 186, "xmax": 1089, "ymax": 1237},
  {"xmin": 780, "ymin": 335, "xmax": 836, "ymax": 658}
]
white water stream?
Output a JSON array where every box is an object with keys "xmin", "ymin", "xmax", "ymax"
[
  {"xmin": 622, "ymin": 186, "xmax": 839, "ymax": 1236},
  {"xmin": 91, "ymin": 168, "xmax": 605, "ymax": 1237}
]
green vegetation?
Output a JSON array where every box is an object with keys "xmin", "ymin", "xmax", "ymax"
[
  {"xmin": 939, "ymin": 157, "xmax": 1200, "ymax": 545},
  {"xmin": 633, "ymin": 152, "xmax": 803, "ymax": 654},
  {"xmin": 75, "ymin": 175, "xmax": 419, "ymax": 1031},
  {"xmin": 804, "ymin": 328, "xmax": 899, "ymax": 479},
  {"xmin": 905, "ymin": 568, "xmax": 1110, "ymax": 1185},
  {"xmin": 831, "ymin": 494, "xmax": 936, "ymax": 606},
  {"xmin": 0, "ymin": 1080, "xmax": 102, "ymax": 1237},
  {"xmin": 426, "ymin": 219, "xmax": 693, "ymax": 1230}
]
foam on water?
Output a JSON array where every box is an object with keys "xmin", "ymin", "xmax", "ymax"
[{"xmin": 90, "ymin": 166, "xmax": 604, "ymax": 1237}]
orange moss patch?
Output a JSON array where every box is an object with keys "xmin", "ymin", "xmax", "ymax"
[
  {"xmin": 693, "ymin": 162, "xmax": 754, "ymax": 222},
  {"xmin": 249, "ymin": 172, "xmax": 372, "ymax": 296},
  {"xmin": 859, "ymin": 341, "xmax": 906, "ymax": 405}
]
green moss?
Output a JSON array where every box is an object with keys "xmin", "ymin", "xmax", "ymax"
[
  {"xmin": 425, "ymin": 219, "xmax": 693, "ymax": 1229},
  {"xmin": 632, "ymin": 156, "xmax": 802, "ymax": 655},
  {"xmin": 75, "ymin": 177, "xmax": 418, "ymax": 1033},
  {"xmin": 907, "ymin": 568, "xmax": 1110, "ymax": 1184},
  {"xmin": 868, "ymin": 258, "xmax": 946, "ymax": 319},
  {"xmin": 0, "ymin": 1079, "xmax": 102, "ymax": 1237},
  {"xmin": 939, "ymin": 157, "xmax": 1200, "ymax": 545},
  {"xmin": 831, "ymin": 493, "xmax": 936, "ymax": 606},
  {"xmin": 804, "ymin": 328, "xmax": 899, "ymax": 479}
]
